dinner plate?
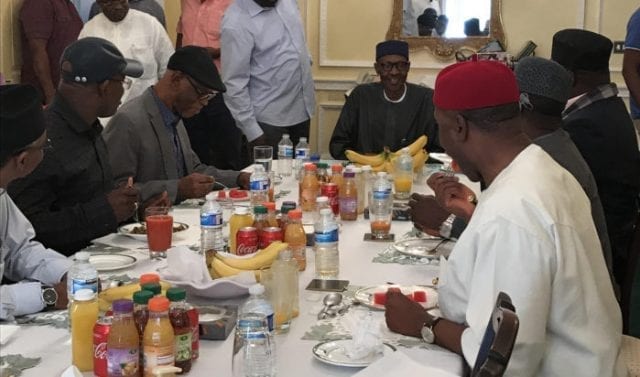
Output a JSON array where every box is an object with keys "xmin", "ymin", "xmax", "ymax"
[
  {"xmin": 88, "ymin": 254, "xmax": 137, "ymax": 272},
  {"xmin": 312, "ymin": 339, "xmax": 396, "ymax": 368},
  {"xmin": 392, "ymin": 237, "xmax": 454, "ymax": 259},
  {"xmin": 353, "ymin": 285, "xmax": 438, "ymax": 311},
  {"xmin": 117, "ymin": 222, "xmax": 190, "ymax": 241}
]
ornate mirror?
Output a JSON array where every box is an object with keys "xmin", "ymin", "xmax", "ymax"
[{"xmin": 386, "ymin": 0, "xmax": 505, "ymax": 59}]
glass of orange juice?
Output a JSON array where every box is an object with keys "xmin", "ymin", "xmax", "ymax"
[
  {"xmin": 393, "ymin": 175, "xmax": 413, "ymax": 200},
  {"xmin": 145, "ymin": 206, "xmax": 173, "ymax": 259}
]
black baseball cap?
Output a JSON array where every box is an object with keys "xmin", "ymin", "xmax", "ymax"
[
  {"xmin": 0, "ymin": 84, "xmax": 45, "ymax": 162},
  {"xmin": 167, "ymin": 46, "xmax": 226, "ymax": 92},
  {"xmin": 60, "ymin": 37, "xmax": 144, "ymax": 84}
]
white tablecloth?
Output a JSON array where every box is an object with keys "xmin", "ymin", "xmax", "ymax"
[{"xmin": 1, "ymin": 161, "xmax": 479, "ymax": 377}]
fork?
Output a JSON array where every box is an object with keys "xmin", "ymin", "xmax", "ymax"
[{"xmin": 427, "ymin": 239, "xmax": 449, "ymax": 253}]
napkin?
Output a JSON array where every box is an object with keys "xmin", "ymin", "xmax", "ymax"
[
  {"xmin": 157, "ymin": 246, "xmax": 255, "ymax": 298},
  {"xmin": 353, "ymin": 349, "xmax": 459, "ymax": 377},
  {"xmin": 341, "ymin": 310, "xmax": 384, "ymax": 360},
  {"xmin": 60, "ymin": 365, "xmax": 82, "ymax": 377}
]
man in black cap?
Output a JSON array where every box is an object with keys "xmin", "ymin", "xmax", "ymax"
[
  {"xmin": 552, "ymin": 29, "xmax": 640, "ymax": 289},
  {"xmin": 103, "ymin": 46, "xmax": 251, "ymax": 204},
  {"xmin": 8, "ymin": 37, "xmax": 168, "ymax": 254},
  {"xmin": 329, "ymin": 40, "xmax": 442, "ymax": 160},
  {"xmin": 0, "ymin": 84, "xmax": 72, "ymax": 319}
]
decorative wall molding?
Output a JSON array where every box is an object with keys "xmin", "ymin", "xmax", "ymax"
[
  {"xmin": 316, "ymin": 102, "xmax": 344, "ymax": 155},
  {"xmin": 314, "ymin": 79, "xmax": 357, "ymax": 92}
]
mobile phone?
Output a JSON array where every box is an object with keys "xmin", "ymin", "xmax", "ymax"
[{"xmin": 305, "ymin": 279, "xmax": 349, "ymax": 292}]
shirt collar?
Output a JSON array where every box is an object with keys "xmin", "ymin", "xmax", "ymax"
[
  {"xmin": 149, "ymin": 87, "xmax": 180, "ymax": 127},
  {"xmin": 563, "ymin": 83, "xmax": 619, "ymax": 118},
  {"xmin": 49, "ymin": 94, "xmax": 103, "ymax": 137},
  {"xmin": 243, "ymin": 0, "xmax": 274, "ymax": 17}
]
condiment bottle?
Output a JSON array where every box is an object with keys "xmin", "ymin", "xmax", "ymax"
[
  {"xmin": 108, "ymin": 299, "xmax": 140, "ymax": 377},
  {"xmin": 284, "ymin": 208, "xmax": 306, "ymax": 271},
  {"xmin": 229, "ymin": 207, "xmax": 254, "ymax": 254},
  {"xmin": 166, "ymin": 288, "xmax": 192, "ymax": 374},
  {"xmin": 339, "ymin": 171, "xmax": 358, "ymax": 221},
  {"xmin": 143, "ymin": 297, "xmax": 175, "ymax": 377},
  {"xmin": 71, "ymin": 289, "xmax": 99, "ymax": 372}
]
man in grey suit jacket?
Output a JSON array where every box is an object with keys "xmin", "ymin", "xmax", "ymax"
[{"xmin": 104, "ymin": 46, "xmax": 251, "ymax": 204}]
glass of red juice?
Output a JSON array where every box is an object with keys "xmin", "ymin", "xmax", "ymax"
[{"xmin": 144, "ymin": 206, "xmax": 173, "ymax": 259}]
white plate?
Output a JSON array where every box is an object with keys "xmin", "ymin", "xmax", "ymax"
[
  {"xmin": 312, "ymin": 339, "xmax": 396, "ymax": 368},
  {"xmin": 353, "ymin": 285, "xmax": 438, "ymax": 311},
  {"xmin": 88, "ymin": 254, "xmax": 137, "ymax": 272},
  {"xmin": 393, "ymin": 238, "xmax": 454, "ymax": 259},
  {"xmin": 117, "ymin": 222, "xmax": 190, "ymax": 241}
]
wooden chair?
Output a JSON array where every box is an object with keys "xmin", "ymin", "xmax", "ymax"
[{"xmin": 470, "ymin": 292, "xmax": 520, "ymax": 377}]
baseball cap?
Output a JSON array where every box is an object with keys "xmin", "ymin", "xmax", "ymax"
[
  {"xmin": 167, "ymin": 46, "xmax": 226, "ymax": 92},
  {"xmin": 60, "ymin": 37, "xmax": 143, "ymax": 84}
]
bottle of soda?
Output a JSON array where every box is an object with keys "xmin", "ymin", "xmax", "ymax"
[{"xmin": 277, "ymin": 134, "xmax": 293, "ymax": 177}]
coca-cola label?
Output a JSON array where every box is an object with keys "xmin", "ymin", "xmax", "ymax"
[
  {"xmin": 236, "ymin": 243, "xmax": 258, "ymax": 256},
  {"xmin": 94, "ymin": 342, "xmax": 107, "ymax": 360}
]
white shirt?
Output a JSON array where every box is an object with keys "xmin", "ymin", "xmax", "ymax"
[
  {"xmin": 438, "ymin": 145, "xmax": 625, "ymax": 376},
  {"xmin": 78, "ymin": 9, "xmax": 174, "ymax": 106},
  {"xmin": 0, "ymin": 189, "xmax": 72, "ymax": 319},
  {"xmin": 221, "ymin": 0, "xmax": 316, "ymax": 142}
]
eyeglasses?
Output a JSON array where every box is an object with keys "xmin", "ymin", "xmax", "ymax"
[
  {"xmin": 377, "ymin": 61, "xmax": 410, "ymax": 72},
  {"xmin": 185, "ymin": 76, "xmax": 217, "ymax": 101},
  {"xmin": 111, "ymin": 77, "xmax": 132, "ymax": 90}
]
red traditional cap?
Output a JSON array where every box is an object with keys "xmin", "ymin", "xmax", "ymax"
[{"xmin": 433, "ymin": 60, "xmax": 520, "ymax": 111}]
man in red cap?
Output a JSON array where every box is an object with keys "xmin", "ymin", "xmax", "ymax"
[{"xmin": 385, "ymin": 60, "xmax": 624, "ymax": 376}]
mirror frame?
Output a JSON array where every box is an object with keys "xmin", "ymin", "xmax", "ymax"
[{"xmin": 386, "ymin": 0, "xmax": 506, "ymax": 59}]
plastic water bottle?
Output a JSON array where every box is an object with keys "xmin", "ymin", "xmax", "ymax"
[
  {"xmin": 249, "ymin": 165, "xmax": 270, "ymax": 207},
  {"xmin": 314, "ymin": 208, "xmax": 339, "ymax": 279},
  {"xmin": 394, "ymin": 147, "xmax": 413, "ymax": 200},
  {"xmin": 200, "ymin": 192, "xmax": 224, "ymax": 257},
  {"xmin": 314, "ymin": 196, "xmax": 330, "ymax": 224},
  {"xmin": 294, "ymin": 137, "xmax": 309, "ymax": 180},
  {"xmin": 370, "ymin": 172, "xmax": 393, "ymax": 239},
  {"xmin": 240, "ymin": 284, "xmax": 275, "ymax": 333},
  {"xmin": 232, "ymin": 312, "xmax": 276, "ymax": 377},
  {"xmin": 277, "ymin": 134, "xmax": 293, "ymax": 177},
  {"xmin": 68, "ymin": 251, "xmax": 99, "ymax": 300}
]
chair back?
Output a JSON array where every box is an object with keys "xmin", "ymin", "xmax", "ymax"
[{"xmin": 471, "ymin": 292, "xmax": 519, "ymax": 377}]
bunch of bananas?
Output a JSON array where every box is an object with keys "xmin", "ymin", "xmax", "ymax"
[
  {"xmin": 209, "ymin": 241, "xmax": 289, "ymax": 279},
  {"xmin": 98, "ymin": 281, "xmax": 172, "ymax": 311},
  {"xmin": 345, "ymin": 135, "xmax": 429, "ymax": 174}
]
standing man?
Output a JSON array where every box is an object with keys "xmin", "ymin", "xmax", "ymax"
[
  {"xmin": 552, "ymin": 29, "xmax": 640, "ymax": 289},
  {"xmin": 624, "ymin": 7, "xmax": 640, "ymax": 145},
  {"xmin": 177, "ymin": 0, "xmax": 248, "ymax": 170},
  {"xmin": 221, "ymin": 0, "xmax": 316, "ymax": 155},
  {"xmin": 79, "ymin": 0, "xmax": 174, "ymax": 107},
  {"xmin": 0, "ymin": 85, "xmax": 72, "ymax": 320},
  {"xmin": 19, "ymin": 0, "xmax": 83, "ymax": 105},
  {"xmin": 8, "ymin": 38, "xmax": 151, "ymax": 254},
  {"xmin": 89, "ymin": 0, "xmax": 167, "ymax": 28}
]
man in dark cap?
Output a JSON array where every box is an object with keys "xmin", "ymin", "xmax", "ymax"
[
  {"xmin": 552, "ymin": 28, "xmax": 640, "ymax": 290},
  {"xmin": 417, "ymin": 8, "xmax": 437, "ymax": 36},
  {"xmin": 103, "ymin": 46, "xmax": 251, "ymax": 204},
  {"xmin": 329, "ymin": 40, "xmax": 442, "ymax": 160},
  {"xmin": 385, "ymin": 60, "xmax": 624, "ymax": 375},
  {"xmin": 8, "ymin": 37, "xmax": 167, "ymax": 255},
  {"xmin": 0, "ymin": 85, "xmax": 72, "ymax": 319}
]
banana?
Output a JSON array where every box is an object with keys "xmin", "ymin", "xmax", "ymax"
[
  {"xmin": 98, "ymin": 281, "xmax": 172, "ymax": 311},
  {"xmin": 211, "ymin": 257, "xmax": 249, "ymax": 278},
  {"xmin": 345, "ymin": 150, "xmax": 385, "ymax": 166},
  {"xmin": 214, "ymin": 241, "xmax": 288, "ymax": 270},
  {"xmin": 412, "ymin": 149, "xmax": 429, "ymax": 172},
  {"xmin": 405, "ymin": 135, "xmax": 428, "ymax": 156}
]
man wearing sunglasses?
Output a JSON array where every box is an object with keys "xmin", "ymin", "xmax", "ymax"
[
  {"xmin": 329, "ymin": 40, "xmax": 442, "ymax": 160},
  {"xmin": 104, "ymin": 46, "xmax": 251, "ymax": 205}
]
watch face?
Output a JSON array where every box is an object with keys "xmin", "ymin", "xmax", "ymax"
[
  {"xmin": 42, "ymin": 288, "xmax": 58, "ymax": 306},
  {"xmin": 421, "ymin": 326, "xmax": 435, "ymax": 343}
]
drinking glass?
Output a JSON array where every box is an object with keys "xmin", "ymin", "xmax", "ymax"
[
  {"xmin": 232, "ymin": 313, "xmax": 276, "ymax": 377},
  {"xmin": 144, "ymin": 206, "xmax": 173, "ymax": 259},
  {"xmin": 254, "ymin": 146, "xmax": 273, "ymax": 173}
]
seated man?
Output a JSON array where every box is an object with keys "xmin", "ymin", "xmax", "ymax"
[
  {"xmin": 8, "ymin": 38, "xmax": 167, "ymax": 255},
  {"xmin": 387, "ymin": 60, "xmax": 624, "ymax": 375},
  {"xmin": 329, "ymin": 40, "xmax": 442, "ymax": 160},
  {"xmin": 103, "ymin": 46, "xmax": 251, "ymax": 204},
  {"xmin": 1, "ymin": 85, "xmax": 71, "ymax": 319},
  {"xmin": 89, "ymin": 0, "xmax": 166, "ymax": 28}
]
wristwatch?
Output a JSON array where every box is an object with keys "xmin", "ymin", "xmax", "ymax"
[
  {"xmin": 420, "ymin": 314, "xmax": 441, "ymax": 344},
  {"xmin": 439, "ymin": 214, "xmax": 457, "ymax": 239},
  {"xmin": 41, "ymin": 286, "xmax": 58, "ymax": 309}
]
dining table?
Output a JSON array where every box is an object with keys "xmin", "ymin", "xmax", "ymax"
[{"xmin": 0, "ymin": 160, "xmax": 480, "ymax": 377}]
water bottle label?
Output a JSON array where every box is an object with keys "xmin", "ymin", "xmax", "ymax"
[
  {"xmin": 72, "ymin": 278, "xmax": 98, "ymax": 294},
  {"xmin": 279, "ymin": 145, "xmax": 293, "ymax": 158},
  {"xmin": 201, "ymin": 212, "xmax": 222, "ymax": 227},
  {"xmin": 295, "ymin": 148, "xmax": 309, "ymax": 159},
  {"xmin": 315, "ymin": 228, "xmax": 338, "ymax": 243},
  {"xmin": 249, "ymin": 179, "xmax": 269, "ymax": 191},
  {"xmin": 239, "ymin": 314, "xmax": 274, "ymax": 332},
  {"xmin": 373, "ymin": 190, "xmax": 390, "ymax": 200}
]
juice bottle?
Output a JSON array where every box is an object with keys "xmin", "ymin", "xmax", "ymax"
[
  {"xmin": 339, "ymin": 171, "xmax": 358, "ymax": 221},
  {"xmin": 229, "ymin": 207, "xmax": 254, "ymax": 254},
  {"xmin": 262, "ymin": 202, "xmax": 279, "ymax": 227},
  {"xmin": 330, "ymin": 164, "xmax": 344, "ymax": 191},
  {"xmin": 279, "ymin": 202, "xmax": 297, "ymax": 233},
  {"xmin": 166, "ymin": 288, "xmax": 192, "ymax": 374},
  {"xmin": 107, "ymin": 299, "xmax": 140, "ymax": 377},
  {"xmin": 252, "ymin": 205, "xmax": 270, "ymax": 241},
  {"xmin": 299, "ymin": 163, "xmax": 319, "ymax": 212},
  {"xmin": 143, "ymin": 297, "xmax": 175, "ymax": 377},
  {"xmin": 284, "ymin": 209, "xmax": 307, "ymax": 271},
  {"xmin": 394, "ymin": 147, "xmax": 413, "ymax": 200},
  {"xmin": 71, "ymin": 289, "xmax": 99, "ymax": 372},
  {"xmin": 133, "ymin": 290, "xmax": 153, "ymax": 376},
  {"xmin": 316, "ymin": 162, "xmax": 330, "ymax": 185}
]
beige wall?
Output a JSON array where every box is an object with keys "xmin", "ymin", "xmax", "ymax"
[{"xmin": 2, "ymin": 0, "xmax": 634, "ymax": 156}]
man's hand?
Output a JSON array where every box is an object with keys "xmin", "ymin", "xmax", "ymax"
[
  {"xmin": 107, "ymin": 181, "xmax": 138, "ymax": 222},
  {"xmin": 140, "ymin": 191, "xmax": 171, "ymax": 217},
  {"xmin": 248, "ymin": 134, "xmax": 269, "ymax": 159},
  {"xmin": 53, "ymin": 276, "xmax": 69, "ymax": 310},
  {"xmin": 408, "ymin": 193, "xmax": 451, "ymax": 237},
  {"xmin": 178, "ymin": 173, "xmax": 215, "ymax": 199},
  {"xmin": 385, "ymin": 291, "xmax": 431, "ymax": 338},
  {"xmin": 427, "ymin": 173, "xmax": 476, "ymax": 222},
  {"xmin": 236, "ymin": 172, "xmax": 251, "ymax": 190}
]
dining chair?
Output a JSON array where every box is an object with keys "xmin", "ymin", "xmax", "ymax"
[{"xmin": 470, "ymin": 291, "xmax": 520, "ymax": 377}]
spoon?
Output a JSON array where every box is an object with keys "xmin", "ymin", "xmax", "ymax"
[{"xmin": 317, "ymin": 292, "xmax": 343, "ymax": 319}]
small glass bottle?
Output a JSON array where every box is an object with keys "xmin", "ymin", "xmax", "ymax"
[
  {"xmin": 299, "ymin": 163, "xmax": 319, "ymax": 212},
  {"xmin": 316, "ymin": 162, "xmax": 330, "ymax": 185},
  {"xmin": 339, "ymin": 171, "xmax": 358, "ymax": 221},
  {"xmin": 394, "ymin": 147, "xmax": 413, "ymax": 200},
  {"xmin": 253, "ymin": 205, "xmax": 270, "ymax": 240},
  {"xmin": 330, "ymin": 164, "xmax": 344, "ymax": 190},
  {"xmin": 284, "ymin": 209, "xmax": 307, "ymax": 271},
  {"xmin": 143, "ymin": 297, "xmax": 175, "ymax": 377},
  {"xmin": 262, "ymin": 202, "xmax": 279, "ymax": 227},
  {"xmin": 166, "ymin": 288, "xmax": 192, "ymax": 374},
  {"xmin": 107, "ymin": 299, "xmax": 140, "ymax": 377},
  {"xmin": 229, "ymin": 207, "xmax": 254, "ymax": 254},
  {"xmin": 133, "ymin": 290, "xmax": 153, "ymax": 377}
]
